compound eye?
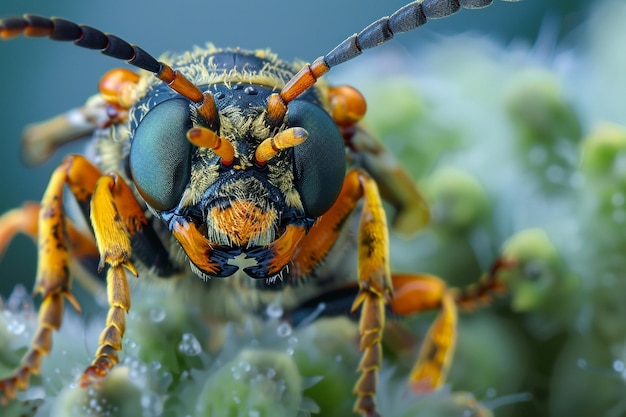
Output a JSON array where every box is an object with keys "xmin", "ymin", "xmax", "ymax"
[
  {"xmin": 129, "ymin": 98, "xmax": 193, "ymax": 211},
  {"xmin": 289, "ymin": 100, "xmax": 346, "ymax": 218}
]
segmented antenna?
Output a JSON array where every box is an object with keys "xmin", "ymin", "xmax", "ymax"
[
  {"xmin": 266, "ymin": 0, "xmax": 504, "ymax": 124},
  {"xmin": 0, "ymin": 15, "xmax": 205, "ymax": 104}
]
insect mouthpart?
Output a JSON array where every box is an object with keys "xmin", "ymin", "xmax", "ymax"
[{"xmin": 205, "ymin": 197, "xmax": 279, "ymax": 248}]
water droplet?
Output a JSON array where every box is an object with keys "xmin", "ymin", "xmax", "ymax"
[
  {"xmin": 613, "ymin": 360, "xmax": 625, "ymax": 372},
  {"xmin": 6, "ymin": 319, "xmax": 25, "ymax": 335},
  {"xmin": 178, "ymin": 333, "xmax": 202, "ymax": 356},
  {"xmin": 266, "ymin": 303, "xmax": 283, "ymax": 319},
  {"xmin": 141, "ymin": 392, "xmax": 163, "ymax": 417},
  {"xmin": 335, "ymin": 355, "xmax": 342, "ymax": 362},
  {"xmin": 124, "ymin": 338, "xmax": 137, "ymax": 350},
  {"xmin": 239, "ymin": 360, "xmax": 252, "ymax": 372},
  {"xmin": 149, "ymin": 307, "xmax": 166, "ymax": 323},
  {"xmin": 244, "ymin": 86, "xmax": 258, "ymax": 95},
  {"xmin": 6, "ymin": 284, "xmax": 33, "ymax": 313},
  {"xmin": 276, "ymin": 322, "xmax": 292, "ymax": 337},
  {"xmin": 160, "ymin": 371, "xmax": 173, "ymax": 389}
]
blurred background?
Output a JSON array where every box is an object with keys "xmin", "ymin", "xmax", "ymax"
[{"xmin": 0, "ymin": 2, "xmax": 618, "ymax": 417}]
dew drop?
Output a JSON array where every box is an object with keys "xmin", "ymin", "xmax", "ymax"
[
  {"xmin": 149, "ymin": 307, "xmax": 166, "ymax": 323},
  {"xmin": 239, "ymin": 360, "xmax": 252, "ymax": 372},
  {"xmin": 276, "ymin": 322, "xmax": 292, "ymax": 338},
  {"xmin": 178, "ymin": 333, "xmax": 202, "ymax": 356},
  {"xmin": 124, "ymin": 338, "xmax": 137, "ymax": 350},
  {"xmin": 6, "ymin": 284, "xmax": 33, "ymax": 313},
  {"xmin": 244, "ymin": 86, "xmax": 258, "ymax": 95},
  {"xmin": 141, "ymin": 392, "xmax": 164, "ymax": 417},
  {"xmin": 266, "ymin": 303, "xmax": 284, "ymax": 319},
  {"xmin": 6, "ymin": 319, "xmax": 25, "ymax": 335},
  {"xmin": 613, "ymin": 360, "xmax": 625, "ymax": 373}
]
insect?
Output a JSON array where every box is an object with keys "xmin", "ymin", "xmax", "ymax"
[{"xmin": 0, "ymin": 1, "xmax": 514, "ymax": 415}]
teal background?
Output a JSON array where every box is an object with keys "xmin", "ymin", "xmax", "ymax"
[{"xmin": 0, "ymin": 0, "xmax": 589, "ymax": 298}]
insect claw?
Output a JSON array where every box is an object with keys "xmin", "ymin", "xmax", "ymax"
[
  {"xmin": 64, "ymin": 292, "xmax": 82, "ymax": 313},
  {"xmin": 123, "ymin": 261, "xmax": 138, "ymax": 277}
]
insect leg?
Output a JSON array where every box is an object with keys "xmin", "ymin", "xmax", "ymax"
[
  {"xmin": 350, "ymin": 170, "xmax": 393, "ymax": 417},
  {"xmin": 20, "ymin": 101, "xmax": 105, "ymax": 167},
  {"xmin": 289, "ymin": 169, "xmax": 391, "ymax": 416},
  {"xmin": 451, "ymin": 257, "xmax": 510, "ymax": 311},
  {"xmin": 349, "ymin": 126, "xmax": 430, "ymax": 235},
  {"xmin": 78, "ymin": 169, "xmax": 152, "ymax": 386},
  {"xmin": 0, "ymin": 158, "xmax": 89, "ymax": 402},
  {"xmin": 0, "ymin": 201, "xmax": 101, "ymax": 278},
  {"xmin": 387, "ymin": 273, "xmax": 458, "ymax": 393},
  {"xmin": 289, "ymin": 170, "xmax": 368, "ymax": 280},
  {"xmin": 388, "ymin": 260, "xmax": 510, "ymax": 394},
  {"xmin": 0, "ymin": 203, "xmax": 40, "ymax": 255}
]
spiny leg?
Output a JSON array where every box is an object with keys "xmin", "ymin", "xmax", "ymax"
[
  {"xmin": 0, "ymin": 154, "xmax": 147, "ymax": 401},
  {"xmin": 0, "ymin": 202, "xmax": 100, "ymax": 265},
  {"xmin": 79, "ymin": 171, "xmax": 149, "ymax": 385},
  {"xmin": 388, "ymin": 274, "xmax": 457, "ymax": 393},
  {"xmin": 451, "ymin": 257, "xmax": 510, "ymax": 311},
  {"xmin": 0, "ymin": 201, "xmax": 103, "ymax": 303},
  {"xmin": 0, "ymin": 157, "xmax": 86, "ymax": 402},
  {"xmin": 290, "ymin": 169, "xmax": 391, "ymax": 416},
  {"xmin": 388, "ymin": 263, "xmax": 509, "ymax": 394},
  {"xmin": 349, "ymin": 170, "xmax": 393, "ymax": 417}
]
